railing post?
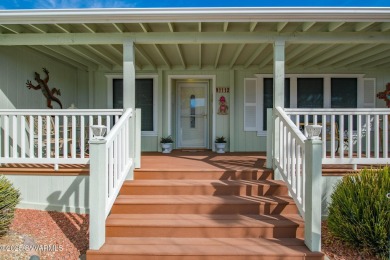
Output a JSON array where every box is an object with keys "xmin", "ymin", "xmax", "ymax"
[
  {"xmin": 126, "ymin": 114, "xmax": 135, "ymax": 180},
  {"xmin": 88, "ymin": 138, "xmax": 107, "ymax": 250},
  {"xmin": 135, "ymin": 108, "xmax": 141, "ymax": 169},
  {"xmin": 273, "ymin": 108, "xmax": 282, "ymax": 180},
  {"xmin": 266, "ymin": 108, "xmax": 273, "ymax": 169},
  {"xmin": 304, "ymin": 138, "xmax": 322, "ymax": 252}
]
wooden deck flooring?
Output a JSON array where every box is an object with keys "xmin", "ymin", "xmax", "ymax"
[{"xmin": 0, "ymin": 150, "xmax": 378, "ymax": 176}]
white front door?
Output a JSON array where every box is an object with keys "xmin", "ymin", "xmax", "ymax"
[{"xmin": 177, "ymin": 82, "xmax": 208, "ymax": 148}]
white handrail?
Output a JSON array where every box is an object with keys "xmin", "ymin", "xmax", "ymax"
[
  {"xmin": 0, "ymin": 109, "xmax": 123, "ymax": 165},
  {"xmin": 88, "ymin": 108, "xmax": 134, "ymax": 250},
  {"xmin": 284, "ymin": 108, "xmax": 390, "ymax": 165},
  {"xmin": 270, "ymin": 106, "xmax": 322, "ymax": 252}
]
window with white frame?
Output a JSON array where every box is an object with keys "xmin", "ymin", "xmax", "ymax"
[
  {"xmin": 243, "ymin": 74, "xmax": 375, "ymax": 135},
  {"xmin": 108, "ymin": 75, "xmax": 158, "ymax": 136}
]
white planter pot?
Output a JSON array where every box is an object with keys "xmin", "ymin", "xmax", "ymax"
[
  {"xmin": 215, "ymin": 143, "xmax": 226, "ymax": 154},
  {"xmin": 161, "ymin": 143, "xmax": 173, "ymax": 153}
]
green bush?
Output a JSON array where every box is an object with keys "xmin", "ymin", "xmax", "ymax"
[
  {"xmin": 0, "ymin": 175, "xmax": 20, "ymax": 237},
  {"xmin": 327, "ymin": 166, "xmax": 390, "ymax": 259}
]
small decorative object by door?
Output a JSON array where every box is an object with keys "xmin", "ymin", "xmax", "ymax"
[
  {"xmin": 377, "ymin": 82, "xmax": 390, "ymax": 108},
  {"xmin": 217, "ymin": 96, "xmax": 228, "ymax": 115},
  {"xmin": 26, "ymin": 68, "xmax": 63, "ymax": 109},
  {"xmin": 215, "ymin": 136, "xmax": 227, "ymax": 153},
  {"xmin": 160, "ymin": 136, "xmax": 174, "ymax": 153}
]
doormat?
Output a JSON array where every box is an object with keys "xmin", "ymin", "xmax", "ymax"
[{"xmin": 181, "ymin": 149, "xmax": 210, "ymax": 152}]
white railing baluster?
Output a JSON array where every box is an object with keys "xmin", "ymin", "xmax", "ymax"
[
  {"xmin": 80, "ymin": 116, "xmax": 85, "ymax": 158},
  {"xmin": 281, "ymin": 108, "xmax": 389, "ymax": 165},
  {"xmin": 46, "ymin": 115, "xmax": 51, "ymax": 158},
  {"xmin": 383, "ymin": 115, "xmax": 388, "ymax": 158},
  {"xmin": 72, "ymin": 115, "xmax": 77, "ymax": 158},
  {"xmin": 339, "ymin": 115, "xmax": 344, "ymax": 159},
  {"xmin": 366, "ymin": 114, "xmax": 371, "ymax": 158},
  {"xmin": 348, "ymin": 115, "xmax": 353, "ymax": 158},
  {"xmin": 54, "ymin": 116, "xmax": 59, "ymax": 159},
  {"xmin": 12, "ymin": 115, "xmax": 17, "ymax": 158},
  {"xmin": 63, "ymin": 116, "xmax": 68, "ymax": 159},
  {"xmin": 21, "ymin": 116, "xmax": 25, "ymax": 158},
  {"xmin": 37, "ymin": 116, "xmax": 42, "ymax": 158},
  {"xmin": 29, "ymin": 116, "xmax": 34, "ymax": 158},
  {"xmin": 374, "ymin": 115, "xmax": 380, "ymax": 158}
]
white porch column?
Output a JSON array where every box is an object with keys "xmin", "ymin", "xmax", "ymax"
[
  {"xmin": 123, "ymin": 40, "xmax": 136, "ymax": 179},
  {"xmin": 273, "ymin": 40, "xmax": 285, "ymax": 180},
  {"xmin": 123, "ymin": 40, "xmax": 136, "ymax": 109}
]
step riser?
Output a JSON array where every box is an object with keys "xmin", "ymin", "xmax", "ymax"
[
  {"xmin": 134, "ymin": 171, "xmax": 274, "ymax": 180},
  {"xmin": 111, "ymin": 203, "xmax": 298, "ymax": 215},
  {"xmin": 106, "ymin": 226, "xmax": 303, "ymax": 239},
  {"xmin": 120, "ymin": 185, "xmax": 288, "ymax": 196}
]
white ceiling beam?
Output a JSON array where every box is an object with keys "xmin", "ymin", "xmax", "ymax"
[
  {"xmin": 277, "ymin": 22, "xmax": 288, "ymax": 32},
  {"xmin": 363, "ymin": 56, "xmax": 390, "ymax": 68},
  {"xmin": 244, "ymin": 44, "xmax": 267, "ymax": 68},
  {"xmin": 332, "ymin": 45, "xmax": 390, "ymax": 67},
  {"xmin": 381, "ymin": 23, "xmax": 390, "ymax": 32},
  {"xmin": 176, "ymin": 44, "xmax": 186, "ymax": 69},
  {"xmin": 286, "ymin": 44, "xmax": 312, "ymax": 61},
  {"xmin": 112, "ymin": 23, "xmax": 124, "ymax": 33},
  {"xmin": 223, "ymin": 22, "xmax": 229, "ymax": 32},
  {"xmin": 86, "ymin": 45, "xmax": 122, "ymax": 66},
  {"xmin": 288, "ymin": 44, "xmax": 334, "ymax": 67},
  {"xmin": 249, "ymin": 22, "xmax": 257, "ymax": 32},
  {"xmin": 0, "ymin": 24, "xmax": 22, "ymax": 34},
  {"xmin": 345, "ymin": 46, "xmax": 390, "ymax": 67},
  {"xmin": 65, "ymin": 45, "xmax": 113, "ymax": 70},
  {"xmin": 318, "ymin": 44, "xmax": 377, "ymax": 67},
  {"xmin": 139, "ymin": 23, "xmax": 151, "ymax": 33},
  {"xmin": 82, "ymin": 23, "xmax": 97, "ymax": 33},
  {"xmin": 229, "ymin": 44, "xmax": 245, "ymax": 68},
  {"xmin": 135, "ymin": 45, "xmax": 156, "ymax": 69},
  {"xmin": 153, "ymin": 44, "xmax": 171, "ymax": 69},
  {"xmin": 168, "ymin": 22, "xmax": 175, "ymax": 32},
  {"xmin": 0, "ymin": 32, "xmax": 390, "ymax": 45},
  {"xmin": 302, "ymin": 22, "xmax": 316, "ymax": 32},
  {"xmin": 54, "ymin": 24, "xmax": 71, "ymax": 33},
  {"xmin": 29, "ymin": 46, "xmax": 89, "ymax": 70},
  {"xmin": 42, "ymin": 45, "xmax": 98, "ymax": 69},
  {"xmin": 198, "ymin": 22, "xmax": 202, "ymax": 32},
  {"xmin": 303, "ymin": 44, "xmax": 352, "ymax": 67},
  {"xmin": 355, "ymin": 22, "xmax": 374, "ymax": 32},
  {"xmin": 214, "ymin": 44, "xmax": 223, "ymax": 69},
  {"xmin": 328, "ymin": 22, "xmax": 345, "ymax": 32},
  {"xmin": 28, "ymin": 24, "xmax": 47, "ymax": 33},
  {"xmin": 258, "ymin": 53, "xmax": 273, "ymax": 68}
]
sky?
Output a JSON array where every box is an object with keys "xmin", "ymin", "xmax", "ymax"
[{"xmin": 0, "ymin": 0, "xmax": 389, "ymax": 9}]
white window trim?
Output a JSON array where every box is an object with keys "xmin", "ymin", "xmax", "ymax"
[
  {"xmin": 106, "ymin": 74, "xmax": 158, "ymax": 136},
  {"xmin": 254, "ymin": 73, "xmax": 366, "ymax": 136}
]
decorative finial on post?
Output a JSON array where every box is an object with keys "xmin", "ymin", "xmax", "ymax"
[{"xmin": 305, "ymin": 125, "xmax": 322, "ymax": 140}]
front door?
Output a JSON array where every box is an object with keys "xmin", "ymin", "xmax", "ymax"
[{"xmin": 177, "ymin": 82, "xmax": 208, "ymax": 148}]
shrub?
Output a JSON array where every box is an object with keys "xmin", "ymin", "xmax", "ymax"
[
  {"xmin": 215, "ymin": 136, "xmax": 227, "ymax": 143},
  {"xmin": 160, "ymin": 136, "xmax": 174, "ymax": 143},
  {"xmin": 0, "ymin": 175, "xmax": 20, "ymax": 237},
  {"xmin": 327, "ymin": 166, "xmax": 390, "ymax": 259}
]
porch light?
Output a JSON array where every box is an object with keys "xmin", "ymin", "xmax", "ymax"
[
  {"xmin": 90, "ymin": 125, "xmax": 107, "ymax": 140},
  {"xmin": 305, "ymin": 125, "xmax": 322, "ymax": 140}
]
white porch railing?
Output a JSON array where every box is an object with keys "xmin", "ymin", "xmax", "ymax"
[
  {"xmin": 284, "ymin": 108, "xmax": 389, "ymax": 165},
  {"xmin": 88, "ymin": 108, "xmax": 140, "ymax": 250},
  {"xmin": 0, "ymin": 109, "xmax": 122, "ymax": 165},
  {"xmin": 268, "ymin": 107, "xmax": 322, "ymax": 252}
]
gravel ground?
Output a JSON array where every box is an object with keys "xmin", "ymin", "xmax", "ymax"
[
  {"xmin": 0, "ymin": 209, "xmax": 382, "ymax": 260},
  {"xmin": 0, "ymin": 209, "xmax": 88, "ymax": 260}
]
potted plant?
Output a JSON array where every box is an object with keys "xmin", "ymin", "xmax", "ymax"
[
  {"xmin": 215, "ymin": 136, "xmax": 227, "ymax": 153},
  {"xmin": 160, "ymin": 136, "xmax": 174, "ymax": 153}
]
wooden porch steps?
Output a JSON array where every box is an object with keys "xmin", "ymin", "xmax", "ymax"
[{"xmin": 87, "ymin": 168, "xmax": 323, "ymax": 260}]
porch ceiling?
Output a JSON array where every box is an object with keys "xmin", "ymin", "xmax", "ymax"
[{"xmin": 1, "ymin": 8, "xmax": 390, "ymax": 71}]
